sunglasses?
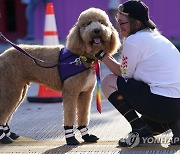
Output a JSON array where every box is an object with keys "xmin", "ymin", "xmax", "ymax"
[{"xmin": 115, "ymin": 16, "xmax": 129, "ymax": 26}]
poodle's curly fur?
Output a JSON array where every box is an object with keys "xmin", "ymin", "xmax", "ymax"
[{"xmin": 0, "ymin": 8, "xmax": 120, "ymax": 144}]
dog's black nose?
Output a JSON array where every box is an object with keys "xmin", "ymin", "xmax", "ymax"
[{"xmin": 94, "ymin": 28, "xmax": 100, "ymax": 34}]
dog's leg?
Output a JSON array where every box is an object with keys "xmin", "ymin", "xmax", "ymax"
[
  {"xmin": 4, "ymin": 84, "xmax": 28, "ymax": 141},
  {"xmin": 3, "ymin": 124, "xmax": 19, "ymax": 141},
  {"xmin": 77, "ymin": 89, "xmax": 99, "ymax": 143},
  {"xmin": 0, "ymin": 125, "xmax": 13, "ymax": 144},
  {"xmin": 6, "ymin": 84, "xmax": 29, "ymax": 123},
  {"xmin": 0, "ymin": 83, "xmax": 27, "ymax": 143},
  {"xmin": 64, "ymin": 126, "xmax": 79, "ymax": 145},
  {"xmin": 62, "ymin": 91, "xmax": 80, "ymax": 145}
]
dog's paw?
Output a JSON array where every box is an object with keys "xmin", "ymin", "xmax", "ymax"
[
  {"xmin": 9, "ymin": 132, "xmax": 20, "ymax": 140},
  {"xmin": 0, "ymin": 136, "xmax": 13, "ymax": 144},
  {"xmin": 3, "ymin": 124, "xmax": 20, "ymax": 140},
  {"xmin": 66, "ymin": 136, "xmax": 80, "ymax": 145},
  {"xmin": 82, "ymin": 134, "xmax": 99, "ymax": 142}
]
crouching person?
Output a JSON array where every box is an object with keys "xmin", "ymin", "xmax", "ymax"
[{"xmin": 95, "ymin": 0, "xmax": 180, "ymax": 147}]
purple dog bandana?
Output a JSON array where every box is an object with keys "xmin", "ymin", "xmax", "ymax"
[{"xmin": 58, "ymin": 48, "xmax": 87, "ymax": 82}]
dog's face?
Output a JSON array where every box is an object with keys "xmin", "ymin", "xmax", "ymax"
[{"xmin": 66, "ymin": 8, "xmax": 121, "ymax": 57}]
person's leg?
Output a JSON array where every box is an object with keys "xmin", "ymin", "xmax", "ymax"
[
  {"xmin": 116, "ymin": 77, "xmax": 180, "ymax": 123},
  {"xmin": 43, "ymin": 0, "xmax": 51, "ymax": 3},
  {"xmin": 115, "ymin": 77, "xmax": 180, "ymax": 146},
  {"xmin": 140, "ymin": 116, "xmax": 171, "ymax": 135},
  {"xmin": 25, "ymin": 0, "xmax": 40, "ymax": 39},
  {"xmin": 102, "ymin": 74, "xmax": 152, "ymax": 135},
  {"xmin": 141, "ymin": 116, "xmax": 180, "ymax": 145}
]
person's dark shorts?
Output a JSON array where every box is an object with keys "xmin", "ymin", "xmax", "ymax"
[{"xmin": 117, "ymin": 76, "xmax": 180, "ymax": 123}]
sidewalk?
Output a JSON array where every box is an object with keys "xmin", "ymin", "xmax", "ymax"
[
  {"xmin": 0, "ymin": 91, "xmax": 179, "ymax": 153},
  {"xmin": 1, "ymin": 99, "xmax": 179, "ymax": 153}
]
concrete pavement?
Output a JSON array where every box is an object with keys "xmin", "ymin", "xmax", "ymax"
[{"xmin": 1, "ymin": 88, "xmax": 179, "ymax": 153}]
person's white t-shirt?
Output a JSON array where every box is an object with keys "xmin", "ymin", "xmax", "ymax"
[{"xmin": 120, "ymin": 30, "xmax": 180, "ymax": 98}]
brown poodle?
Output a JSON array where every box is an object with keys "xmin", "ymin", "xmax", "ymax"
[{"xmin": 0, "ymin": 8, "xmax": 120, "ymax": 145}]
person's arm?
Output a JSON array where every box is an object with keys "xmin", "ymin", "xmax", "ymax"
[{"xmin": 101, "ymin": 54, "xmax": 122, "ymax": 76}]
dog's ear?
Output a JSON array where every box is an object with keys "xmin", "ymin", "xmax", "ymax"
[
  {"xmin": 109, "ymin": 25, "xmax": 121, "ymax": 55},
  {"xmin": 66, "ymin": 23, "xmax": 86, "ymax": 55}
]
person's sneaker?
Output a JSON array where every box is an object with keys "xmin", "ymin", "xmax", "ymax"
[
  {"xmin": 170, "ymin": 119, "xmax": 180, "ymax": 145},
  {"xmin": 140, "ymin": 116, "xmax": 169, "ymax": 135},
  {"xmin": 118, "ymin": 125, "xmax": 153, "ymax": 148}
]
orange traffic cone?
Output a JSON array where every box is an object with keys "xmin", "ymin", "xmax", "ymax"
[
  {"xmin": 27, "ymin": 2, "xmax": 62, "ymax": 103},
  {"xmin": 43, "ymin": 2, "xmax": 59, "ymax": 45}
]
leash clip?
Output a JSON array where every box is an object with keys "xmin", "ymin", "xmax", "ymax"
[{"xmin": 69, "ymin": 57, "xmax": 82, "ymax": 66}]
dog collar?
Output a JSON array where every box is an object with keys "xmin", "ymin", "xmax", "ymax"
[{"xmin": 80, "ymin": 55, "xmax": 95, "ymax": 64}]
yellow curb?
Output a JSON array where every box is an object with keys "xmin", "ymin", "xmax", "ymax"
[{"xmin": 0, "ymin": 137, "xmax": 179, "ymax": 153}]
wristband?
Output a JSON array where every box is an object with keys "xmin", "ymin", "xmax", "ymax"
[{"xmin": 95, "ymin": 50, "xmax": 106, "ymax": 60}]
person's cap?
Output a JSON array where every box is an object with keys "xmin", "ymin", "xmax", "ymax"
[{"xmin": 118, "ymin": 0, "xmax": 156, "ymax": 29}]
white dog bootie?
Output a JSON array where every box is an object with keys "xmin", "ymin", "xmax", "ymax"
[{"xmin": 78, "ymin": 126, "xmax": 99, "ymax": 142}]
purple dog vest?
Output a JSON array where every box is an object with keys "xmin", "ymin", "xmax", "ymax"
[{"xmin": 58, "ymin": 48, "xmax": 87, "ymax": 82}]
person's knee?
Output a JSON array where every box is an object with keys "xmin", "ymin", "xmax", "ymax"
[{"xmin": 101, "ymin": 74, "xmax": 118, "ymax": 98}]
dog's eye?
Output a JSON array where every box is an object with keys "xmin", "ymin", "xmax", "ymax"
[
  {"xmin": 86, "ymin": 22, "xmax": 91, "ymax": 26},
  {"xmin": 82, "ymin": 21, "xmax": 91, "ymax": 27},
  {"xmin": 98, "ymin": 20, "xmax": 103, "ymax": 24},
  {"xmin": 98, "ymin": 20, "xmax": 107, "ymax": 26}
]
